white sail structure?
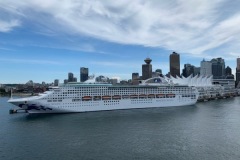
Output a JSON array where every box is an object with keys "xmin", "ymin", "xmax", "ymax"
[{"xmin": 166, "ymin": 75, "xmax": 213, "ymax": 87}]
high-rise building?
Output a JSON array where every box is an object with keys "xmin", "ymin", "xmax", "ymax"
[
  {"xmin": 73, "ymin": 77, "xmax": 77, "ymax": 82},
  {"xmin": 193, "ymin": 67, "xmax": 200, "ymax": 76},
  {"xmin": 54, "ymin": 79, "xmax": 59, "ymax": 86},
  {"xmin": 237, "ymin": 58, "xmax": 240, "ymax": 70},
  {"xmin": 80, "ymin": 67, "xmax": 89, "ymax": 82},
  {"xmin": 236, "ymin": 58, "xmax": 240, "ymax": 87},
  {"xmin": 109, "ymin": 78, "xmax": 118, "ymax": 85},
  {"xmin": 155, "ymin": 69, "xmax": 162, "ymax": 75},
  {"xmin": 211, "ymin": 58, "xmax": 225, "ymax": 79},
  {"xmin": 225, "ymin": 66, "xmax": 232, "ymax": 75},
  {"xmin": 132, "ymin": 73, "xmax": 139, "ymax": 80},
  {"xmin": 68, "ymin": 72, "xmax": 74, "ymax": 82},
  {"xmin": 142, "ymin": 58, "xmax": 152, "ymax": 80},
  {"xmin": 200, "ymin": 59, "xmax": 212, "ymax": 77},
  {"xmin": 132, "ymin": 73, "xmax": 139, "ymax": 85},
  {"xmin": 170, "ymin": 52, "xmax": 180, "ymax": 77},
  {"xmin": 64, "ymin": 79, "xmax": 68, "ymax": 84},
  {"xmin": 183, "ymin": 64, "xmax": 200, "ymax": 77},
  {"xmin": 182, "ymin": 64, "xmax": 194, "ymax": 77}
]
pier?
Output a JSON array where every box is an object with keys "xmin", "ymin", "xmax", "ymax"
[{"xmin": 197, "ymin": 88, "xmax": 240, "ymax": 102}]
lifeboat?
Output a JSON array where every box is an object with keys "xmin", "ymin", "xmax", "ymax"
[
  {"xmin": 139, "ymin": 94, "xmax": 147, "ymax": 99},
  {"xmin": 156, "ymin": 94, "xmax": 165, "ymax": 98},
  {"xmin": 166, "ymin": 93, "xmax": 175, "ymax": 98},
  {"xmin": 130, "ymin": 95, "xmax": 138, "ymax": 99},
  {"xmin": 82, "ymin": 96, "xmax": 92, "ymax": 101},
  {"xmin": 112, "ymin": 95, "xmax": 121, "ymax": 100},
  {"xmin": 148, "ymin": 94, "xmax": 155, "ymax": 98},
  {"xmin": 122, "ymin": 95, "xmax": 130, "ymax": 99},
  {"xmin": 102, "ymin": 95, "xmax": 111, "ymax": 100}
]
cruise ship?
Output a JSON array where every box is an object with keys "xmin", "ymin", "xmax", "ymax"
[{"xmin": 8, "ymin": 77, "xmax": 199, "ymax": 114}]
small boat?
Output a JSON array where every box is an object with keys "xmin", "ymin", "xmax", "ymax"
[
  {"xmin": 112, "ymin": 95, "xmax": 121, "ymax": 100},
  {"xmin": 82, "ymin": 96, "xmax": 92, "ymax": 101},
  {"xmin": 156, "ymin": 94, "xmax": 165, "ymax": 98},
  {"xmin": 122, "ymin": 95, "xmax": 130, "ymax": 99},
  {"xmin": 102, "ymin": 95, "xmax": 111, "ymax": 100},
  {"xmin": 130, "ymin": 95, "xmax": 138, "ymax": 99},
  {"xmin": 148, "ymin": 94, "xmax": 155, "ymax": 98},
  {"xmin": 166, "ymin": 94, "xmax": 175, "ymax": 98},
  {"xmin": 139, "ymin": 94, "xmax": 147, "ymax": 99}
]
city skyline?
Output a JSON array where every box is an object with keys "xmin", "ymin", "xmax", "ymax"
[{"xmin": 1, "ymin": 0, "xmax": 240, "ymax": 83}]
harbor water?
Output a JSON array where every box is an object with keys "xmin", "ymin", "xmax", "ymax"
[{"xmin": 0, "ymin": 96, "xmax": 240, "ymax": 160}]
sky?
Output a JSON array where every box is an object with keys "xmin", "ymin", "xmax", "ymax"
[{"xmin": 0, "ymin": 0, "xmax": 240, "ymax": 84}]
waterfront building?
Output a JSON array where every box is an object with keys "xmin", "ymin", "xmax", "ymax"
[
  {"xmin": 194, "ymin": 67, "xmax": 200, "ymax": 76},
  {"xmin": 120, "ymin": 80, "xmax": 128, "ymax": 85},
  {"xmin": 200, "ymin": 59, "xmax": 212, "ymax": 77},
  {"xmin": 109, "ymin": 79, "xmax": 118, "ymax": 85},
  {"xmin": 80, "ymin": 67, "xmax": 89, "ymax": 82},
  {"xmin": 225, "ymin": 66, "xmax": 232, "ymax": 75},
  {"xmin": 68, "ymin": 72, "xmax": 74, "ymax": 82},
  {"xmin": 73, "ymin": 77, "xmax": 77, "ymax": 82},
  {"xmin": 152, "ymin": 72, "xmax": 160, "ymax": 78},
  {"xmin": 64, "ymin": 79, "xmax": 68, "ymax": 84},
  {"xmin": 212, "ymin": 78, "xmax": 235, "ymax": 88},
  {"xmin": 236, "ymin": 58, "xmax": 240, "ymax": 87},
  {"xmin": 155, "ymin": 69, "xmax": 162, "ymax": 75},
  {"xmin": 170, "ymin": 52, "xmax": 180, "ymax": 78},
  {"xmin": 182, "ymin": 64, "xmax": 194, "ymax": 77},
  {"xmin": 142, "ymin": 58, "xmax": 152, "ymax": 80},
  {"xmin": 132, "ymin": 73, "xmax": 139, "ymax": 85},
  {"xmin": 54, "ymin": 79, "xmax": 59, "ymax": 86},
  {"xmin": 211, "ymin": 58, "xmax": 225, "ymax": 79},
  {"xmin": 183, "ymin": 64, "xmax": 200, "ymax": 77},
  {"xmin": 95, "ymin": 75, "xmax": 109, "ymax": 83}
]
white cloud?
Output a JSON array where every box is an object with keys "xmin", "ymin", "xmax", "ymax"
[
  {"xmin": 0, "ymin": 58, "xmax": 61, "ymax": 65},
  {"xmin": 1, "ymin": 0, "xmax": 240, "ymax": 57},
  {"xmin": 0, "ymin": 19, "xmax": 20, "ymax": 32}
]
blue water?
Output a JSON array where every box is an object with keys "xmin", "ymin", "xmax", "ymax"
[{"xmin": 0, "ymin": 96, "xmax": 240, "ymax": 160}]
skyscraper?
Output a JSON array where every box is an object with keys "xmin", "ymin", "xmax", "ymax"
[
  {"xmin": 182, "ymin": 64, "xmax": 194, "ymax": 77},
  {"xmin": 211, "ymin": 58, "xmax": 225, "ymax": 79},
  {"xmin": 225, "ymin": 66, "xmax": 232, "ymax": 75},
  {"xmin": 68, "ymin": 72, "xmax": 74, "ymax": 82},
  {"xmin": 236, "ymin": 58, "xmax": 240, "ymax": 87},
  {"xmin": 170, "ymin": 52, "xmax": 180, "ymax": 77},
  {"xmin": 142, "ymin": 58, "xmax": 152, "ymax": 80},
  {"xmin": 200, "ymin": 59, "xmax": 212, "ymax": 77},
  {"xmin": 132, "ymin": 73, "xmax": 139, "ymax": 85},
  {"xmin": 80, "ymin": 67, "xmax": 89, "ymax": 82},
  {"xmin": 54, "ymin": 79, "xmax": 59, "ymax": 86}
]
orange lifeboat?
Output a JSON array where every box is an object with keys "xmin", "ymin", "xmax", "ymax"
[
  {"xmin": 148, "ymin": 94, "xmax": 155, "ymax": 98},
  {"xmin": 102, "ymin": 95, "xmax": 111, "ymax": 100},
  {"xmin": 112, "ymin": 95, "xmax": 121, "ymax": 100},
  {"xmin": 166, "ymin": 93, "xmax": 175, "ymax": 98},
  {"xmin": 122, "ymin": 95, "xmax": 130, "ymax": 99},
  {"xmin": 156, "ymin": 94, "xmax": 165, "ymax": 98},
  {"xmin": 139, "ymin": 94, "xmax": 147, "ymax": 99},
  {"xmin": 82, "ymin": 96, "xmax": 92, "ymax": 101},
  {"xmin": 130, "ymin": 95, "xmax": 138, "ymax": 99}
]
